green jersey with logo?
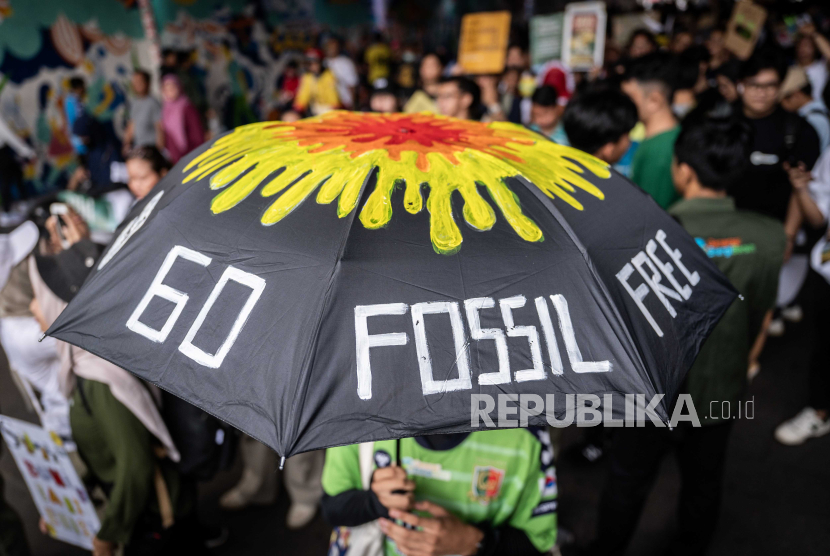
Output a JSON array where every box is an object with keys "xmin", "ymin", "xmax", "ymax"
[{"xmin": 322, "ymin": 429, "xmax": 557, "ymax": 555}]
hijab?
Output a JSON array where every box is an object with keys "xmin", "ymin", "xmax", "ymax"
[{"xmin": 161, "ymin": 74, "xmax": 192, "ymax": 159}]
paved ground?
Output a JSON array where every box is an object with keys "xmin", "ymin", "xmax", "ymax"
[{"xmin": 2, "ymin": 288, "xmax": 829, "ymax": 555}]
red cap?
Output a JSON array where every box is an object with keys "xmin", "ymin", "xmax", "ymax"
[{"xmin": 304, "ymin": 48, "xmax": 323, "ymax": 61}]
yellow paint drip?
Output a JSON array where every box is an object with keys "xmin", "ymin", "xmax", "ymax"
[{"xmin": 182, "ymin": 112, "xmax": 612, "ymax": 254}]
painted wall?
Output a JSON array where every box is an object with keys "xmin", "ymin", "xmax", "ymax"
[
  {"xmin": 0, "ymin": 0, "xmax": 372, "ymax": 197},
  {"xmin": 0, "ymin": 2, "xmax": 151, "ymax": 193}
]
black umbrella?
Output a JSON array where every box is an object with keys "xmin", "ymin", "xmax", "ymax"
[{"xmin": 48, "ymin": 112, "xmax": 735, "ymax": 460}]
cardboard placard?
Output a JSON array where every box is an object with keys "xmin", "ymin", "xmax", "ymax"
[
  {"xmin": 0, "ymin": 416, "xmax": 99, "ymax": 550},
  {"xmin": 562, "ymin": 2, "xmax": 607, "ymax": 70},
  {"xmin": 530, "ymin": 13, "xmax": 565, "ymax": 67},
  {"xmin": 724, "ymin": 1, "xmax": 768, "ymax": 60},
  {"xmin": 611, "ymin": 12, "xmax": 662, "ymax": 48},
  {"xmin": 458, "ymin": 11, "xmax": 512, "ymax": 74}
]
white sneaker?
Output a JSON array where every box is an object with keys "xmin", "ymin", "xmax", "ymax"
[
  {"xmin": 781, "ymin": 305, "xmax": 803, "ymax": 323},
  {"xmin": 286, "ymin": 503, "xmax": 317, "ymax": 529},
  {"xmin": 767, "ymin": 318, "xmax": 785, "ymax": 336},
  {"xmin": 774, "ymin": 407, "xmax": 830, "ymax": 445}
]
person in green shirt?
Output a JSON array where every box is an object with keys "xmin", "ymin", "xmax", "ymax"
[
  {"xmin": 622, "ymin": 52, "xmax": 682, "ymax": 210},
  {"xmin": 322, "ymin": 428, "xmax": 557, "ymax": 556},
  {"xmin": 594, "ymin": 107, "xmax": 786, "ymax": 556}
]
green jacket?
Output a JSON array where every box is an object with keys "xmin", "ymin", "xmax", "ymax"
[
  {"xmin": 69, "ymin": 379, "xmax": 190, "ymax": 544},
  {"xmin": 669, "ymin": 197, "xmax": 786, "ymax": 424}
]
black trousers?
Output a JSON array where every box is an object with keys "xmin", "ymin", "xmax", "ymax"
[
  {"xmin": 593, "ymin": 422, "xmax": 734, "ymax": 556},
  {"xmin": 808, "ymin": 270, "xmax": 830, "ymax": 411}
]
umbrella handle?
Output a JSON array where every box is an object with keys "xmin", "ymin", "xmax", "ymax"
[{"xmin": 390, "ymin": 437, "xmax": 409, "ymax": 495}]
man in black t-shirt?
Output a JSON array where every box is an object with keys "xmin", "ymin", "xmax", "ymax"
[{"xmin": 732, "ymin": 49, "xmax": 820, "ymax": 250}]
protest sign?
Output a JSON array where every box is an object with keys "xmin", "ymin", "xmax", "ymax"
[
  {"xmin": 458, "ymin": 11, "xmax": 511, "ymax": 74},
  {"xmin": 530, "ymin": 13, "xmax": 565, "ymax": 67},
  {"xmin": 724, "ymin": 1, "xmax": 768, "ymax": 60},
  {"xmin": 563, "ymin": 2, "xmax": 607, "ymax": 70},
  {"xmin": 0, "ymin": 416, "xmax": 99, "ymax": 550}
]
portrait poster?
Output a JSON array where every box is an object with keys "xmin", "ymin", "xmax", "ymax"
[{"xmin": 562, "ymin": 2, "xmax": 607, "ymax": 70}]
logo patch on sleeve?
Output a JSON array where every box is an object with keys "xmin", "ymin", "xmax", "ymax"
[{"xmin": 538, "ymin": 468, "xmax": 557, "ymax": 497}]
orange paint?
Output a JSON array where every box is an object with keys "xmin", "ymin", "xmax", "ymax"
[{"xmin": 266, "ymin": 112, "xmax": 532, "ymax": 172}]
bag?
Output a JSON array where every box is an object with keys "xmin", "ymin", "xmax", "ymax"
[
  {"xmin": 327, "ymin": 442, "xmax": 384, "ymax": 556},
  {"xmin": 160, "ymin": 391, "xmax": 237, "ymax": 481}
]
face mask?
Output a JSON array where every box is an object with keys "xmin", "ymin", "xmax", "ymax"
[{"xmin": 673, "ymin": 102, "xmax": 695, "ymax": 119}]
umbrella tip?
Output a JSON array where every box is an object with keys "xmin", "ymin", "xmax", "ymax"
[
  {"xmin": 279, "ymin": 456, "xmax": 286, "ymax": 470},
  {"xmin": 38, "ymin": 333, "xmax": 46, "ymax": 343}
]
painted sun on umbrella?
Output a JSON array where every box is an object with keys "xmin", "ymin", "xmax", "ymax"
[{"xmin": 182, "ymin": 111, "xmax": 611, "ymax": 254}]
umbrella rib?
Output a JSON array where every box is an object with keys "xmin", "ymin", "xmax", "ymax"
[
  {"xmin": 282, "ymin": 167, "xmax": 379, "ymax": 457},
  {"xmin": 514, "ymin": 175, "xmax": 664, "ymax": 418}
]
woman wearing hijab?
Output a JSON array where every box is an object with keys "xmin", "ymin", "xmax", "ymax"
[{"xmin": 160, "ymin": 75, "xmax": 205, "ymax": 165}]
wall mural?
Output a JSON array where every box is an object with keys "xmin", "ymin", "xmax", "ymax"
[
  {"xmin": 0, "ymin": 1, "xmax": 150, "ymax": 195},
  {"xmin": 0, "ymin": 0, "xmax": 371, "ymax": 200}
]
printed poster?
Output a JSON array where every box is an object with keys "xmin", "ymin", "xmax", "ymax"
[
  {"xmin": 724, "ymin": 1, "xmax": 768, "ymax": 60},
  {"xmin": 530, "ymin": 13, "xmax": 565, "ymax": 67},
  {"xmin": 562, "ymin": 2, "xmax": 607, "ymax": 70},
  {"xmin": 458, "ymin": 11, "xmax": 512, "ymax": 75},
  {"xmin": 0, "ymin": 416, "xmax": 99, "ymax": 550}
]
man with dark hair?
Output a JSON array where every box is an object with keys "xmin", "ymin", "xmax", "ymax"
[
  {"xmin": 713, "ymin": 59, "xmax": 741, "ymax": 103},
  {"xmin": 627, "ymin": 29, "xmax": 658, "ymax": 59},
  {"xmin": 562, "ymin": 88, "xmax": 637, "ymax": 164},
  {"xmin": 123, "ymin": 69, "xmax": 162, "ymax": 152},
  {"xmin": 780, "ymin": 66, "xmax": 830, "ymax": 151},
  {"xmin": 435, "ymin": 76, "xmax": 481, "ymax": 121},
  {"xmin": 594, "ymin": 106, "xmax": 786, "ymax": 556},
  {"xmin": 732, "ymin": 48, "xmax": 820, "ymax": 235},
  {"xmin": 529, "ymin": 85, "xmax": 567, "ymax": 143},
  {"xmin": 622, "ymin": 51, "xmax": 682, "ymax": 209}
]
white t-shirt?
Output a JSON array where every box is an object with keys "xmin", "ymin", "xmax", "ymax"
[
  {"xmin": 805, "ymin": 59, "xmax": 828, "ymax": 102},
  {"xmin": 326, "ymin": 55, "xmax": 358, "ymax": 108},
  {"xmin": 808, "ymin": 146, "xmax": 830, "ymax": 220}
]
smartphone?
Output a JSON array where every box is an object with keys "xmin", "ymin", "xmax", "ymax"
[{"xmin": 50, "ymin": 203, "xmax": 70, "ymax": 249}]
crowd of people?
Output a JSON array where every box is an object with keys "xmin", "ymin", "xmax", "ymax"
[{"xmin": 1, "ymin": 6, "xmax": 830, "ymax": 556}]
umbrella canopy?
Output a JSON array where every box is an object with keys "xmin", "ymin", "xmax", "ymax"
[{"xmin": 48, "ymin": 112, "xmax": 735, "ymax": 457}]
